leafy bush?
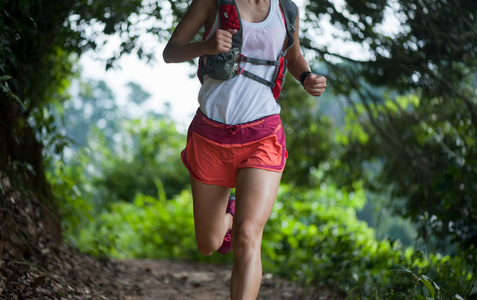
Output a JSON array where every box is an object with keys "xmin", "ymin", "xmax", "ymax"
[
  {"xmin": 90, "ymin": 117, "xmax": 189, "ymax": 203},
  {"xmin": 332, "ymin": 94, "xmax": 477, "ymax": 252},
  {"xmin": 53, "ymin": 115, "xmax": 189, "ymax": 213},
  {"xmin": 386, "ymin": 251, "xmax": 476, "ymax": 300},
  {"xmin": 61, "ymin": 169, "xmax": 475, "ymax": 298},
  {"xmin": 47, "ymin": 158, "xmax": 93, "ymax": 240},
  {"xmin": 262, "ymin": 183, "xmax": 476, "ymax": 298},
  {"xmin": 263, "ymin": 183, "xmax": 399, "ymax": 295},
  {"xmin": 75, "ymin": 184, "xmax": 233, "ymax": 264}
]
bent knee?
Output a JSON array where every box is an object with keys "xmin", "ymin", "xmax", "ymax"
[
  {"xmin": 198, "ymin": 248, "xmax": 214, "ymax": 256},
  {"xmin": 196, "ymin": 237, "xmax": 222, "ymax": 256},
  {"xmin": 197, "ymin": 244, "xmax": 215, "ymax": 256}
]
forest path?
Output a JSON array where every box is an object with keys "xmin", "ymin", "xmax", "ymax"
[
  {"xmin": 1, "ymin": 242, "xmax": 342, "ymax": 300},
  {"xmin": 108, "ymin": 259, "xmax": 338, "ymax": 300}
]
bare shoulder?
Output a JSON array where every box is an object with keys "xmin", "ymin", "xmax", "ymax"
[
  {"xmin": 188, "ymin": 0, "xmax": 217, "ymax": 15},
  {"xmin": 186, "ymin": 0, "xmax": 217, "ymax": 28}
]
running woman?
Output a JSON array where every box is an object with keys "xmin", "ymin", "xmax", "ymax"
[{"xmin": 163, "ymin": 0, "xmax": 326, "ymax": 298}]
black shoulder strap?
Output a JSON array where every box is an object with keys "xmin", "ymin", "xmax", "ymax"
[{"xmin": 278, "ymin": 0, "xmax": 298, "ymax": 53}]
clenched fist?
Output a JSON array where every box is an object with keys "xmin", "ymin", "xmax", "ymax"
[
  {"xmin": 303, "ymin": 73, "xmax": 327, "ymax": 97},
  {"xmin": 205, "ymin": 29, "xmax": 237, "ymax": 55}
]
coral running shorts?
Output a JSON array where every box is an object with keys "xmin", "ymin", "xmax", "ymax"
[{"xmin": 181, "ymin": 110, "xmax": 288, "ymax": 188}]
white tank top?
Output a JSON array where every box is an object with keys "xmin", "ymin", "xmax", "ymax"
[{"xmin": 198, "ymin": 0, "xmax": 287, "ymax": 125}]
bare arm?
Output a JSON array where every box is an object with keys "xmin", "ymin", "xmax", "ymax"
[
  {"xmin": 285, "ymin": 11, "xmax": 327, "ymax": 97},
  {"xmin": 163, "ymin": 0, "xmax": 237, "ymax": 63}
]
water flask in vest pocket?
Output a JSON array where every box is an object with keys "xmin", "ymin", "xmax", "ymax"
[{"xmin": 204, "ymin": 47, "xmax": 240, "ymax": 81}]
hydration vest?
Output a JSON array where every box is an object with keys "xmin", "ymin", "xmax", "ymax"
[{"xmin": 197, "ymin": 0, "xmax": 298, "ymax": 100}]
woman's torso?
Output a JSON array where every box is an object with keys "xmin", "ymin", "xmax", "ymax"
[{"xmin": 198, "ymin": 0, "xmax": 287, "ymax": 125}]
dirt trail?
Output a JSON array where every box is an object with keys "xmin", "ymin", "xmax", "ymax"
[
  {"xmin": 1, "ymin": 252, "xmax": 342, "ymax": 300},
  {"xmin": 114, "ymin": 259, "xmax": 340, "ymax": 300},
  {"xmin": 1, "ymin": 237, "xmax": 342, "ymax": 300}
]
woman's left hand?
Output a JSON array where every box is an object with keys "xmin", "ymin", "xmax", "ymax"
[{"xmin": 303, "ymin": 74, "xmax": 327, "ymax": 97}]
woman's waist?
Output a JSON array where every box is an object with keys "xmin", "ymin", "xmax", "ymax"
[
  {"xmin": 190, "ymin": 108, "xmax": 283, "ymax": 145},
  {"xmin": 198, "ymin": 87, "xmax": 281, "ymax": 125}
]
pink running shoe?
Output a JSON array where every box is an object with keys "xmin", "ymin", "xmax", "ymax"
[{"xmin": 217, "ymin": 196, "xmax": 235, "ymax": 254}]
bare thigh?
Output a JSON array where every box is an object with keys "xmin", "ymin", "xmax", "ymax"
[
  {"xmin": 233, "ymin": 168, "xmax": 282, "ymax": 245},
  {"xmin": 190, "ymin": 176, "xmax": 231, "ymax": 253}
]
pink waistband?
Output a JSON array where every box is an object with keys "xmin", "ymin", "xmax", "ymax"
[{"xmin": 188, "ymin": 109, "xmax": 282, "ymax": 145}]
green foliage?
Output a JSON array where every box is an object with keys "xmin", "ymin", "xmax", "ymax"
[
  {"xmin": 47, "ymin": 158, "xmax": 93, "ymax": 240},
  {"xmin": 47, "ymin": 81, "xmax": 190, "ymax": 237},
  {"xmin": 1, "ymin": 0, "xmax": 76, "ymax": 200},
  {"xmin": 76, "ymin": 190, "xmax": 193, "ymax": 259},
  {"xmin": 1, "ymin": 1, "xmax": 74, "ymax": 107},
  {"xmin": 332, "ymin": 93, "xmax": 477, "ymax": 251},
  {"xmin": 52, "ymin": 78, "xmax": 186, "ymax": 206},
  {"xmin": 69, "ymin": 174, "xmax": 475, "ymax": 298},
  {"xmin": 386, "ymin": 250, "xmax": 476, "ymax": 300},
  {"xmin": 50, "ymin": 113, "xmax": 189, "ymax": 214},
  {"xmin": 262, "ymin": 183, "xmax": 476, "ymax": 298},
  {"xmin": 357, "ymin": 193, "xmax": 418, "ymax": 248},
  {"xmin": 0, "ymin": 0, "xmax": 182, "ymax": 201},
  {"xmin": 280, "ymin": 74, "xmax": 334, "ymax": 187},
  {"xmin": 301, "ymin": 0, "xmax": 477, "ymax": 253},
  {"xmin": 263, "ymin": 182, "xmax": 398, "ymax": 295},
  {"xmin": 90, "ymin": 117, "xmax": 189, "ymax": 203},
  {"xmin": 68, "ymin": 0, "xmax": 177, "ymax": 66},
  {"xmin": 75, "ymin": 188, "xmax": 232, "ymax": 264},
  {"xmin": 304, "ymin": 0, "xmax": 477, "ymax": 99}
]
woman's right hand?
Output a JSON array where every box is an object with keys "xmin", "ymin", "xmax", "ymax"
[{"xmin": 204, "ymin": 29, "xmax": 238, "ymax": 55}]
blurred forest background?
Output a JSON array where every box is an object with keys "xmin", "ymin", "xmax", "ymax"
[{"xmin": 1, "ymin": 0, "xmax": 476, "ymax": 298}]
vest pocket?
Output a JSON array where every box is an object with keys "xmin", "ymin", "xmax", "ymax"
[
  {"xmin": 272, "ymin": 57, "xmax": 287, "ymax": 100},
  {"xmin": 204, "ymin": 47, "xmax": 240, "ymax": 81},
  {"xmin": 220, "ymin": 4, "xmax": 241, "ymax": 30}
]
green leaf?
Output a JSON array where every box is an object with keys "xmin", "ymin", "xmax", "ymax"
[
  {"xmin": 419, "ymin": 275, "xmax": 435, "ymax": 298},
  {"xmin": 0, "ymin": 75, "xmax": 12, "ymax": 81},
  {"xmin": 154, "ymin": 178, "xmax": 166, "ymax": 204},
  {"xmin": 413, "ymin": 249, "xmax": 425, "ymax": 259},
  {"xmin": 388, "ymin": 264, "xmax": 413, "ymax": 274}
]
